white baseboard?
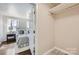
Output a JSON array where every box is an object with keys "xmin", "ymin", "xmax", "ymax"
[
  {"xmin": 43, "ymin": 47, "xmax": 55, "ymax": 55},
  {"xmin": 43, "ymin": 47, "xmax": 72, "ymax": 55},
  {"xmin": 54, "ymin": 47, "xmax": 73, "ymax": 55}
]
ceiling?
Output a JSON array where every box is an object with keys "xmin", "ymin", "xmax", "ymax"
[
  {"xmin": 0, "ymin": 3, "xmax": 34, "ymax": 19},
  {"xmin": 48, "ymin": 3, "xmax": 60, "ymax": 8}
]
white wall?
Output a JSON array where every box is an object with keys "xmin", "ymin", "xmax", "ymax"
[
  {"xmin": 55, "ymin": 5, "xmax": 79, "ymax": 54},
  {"xmin": 36, "ymin": 4, "xmax": 55, "ymax": 54},
  {"xmin": 0, "ymin": 15, "xmax": 3, "ymax": 42}
]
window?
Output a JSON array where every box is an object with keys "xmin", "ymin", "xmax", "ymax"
[
  {"xmin": 26, "ymin": 21, "xmax": 30, "ymax": 28},
  {"xmin": 7, "ymin": 18, "xmax": 18, "ymax": 32}
]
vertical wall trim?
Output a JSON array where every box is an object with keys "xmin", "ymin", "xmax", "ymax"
[{"xmin": 35, "ymin": 3, "xmax": 38, "ymax": 55}]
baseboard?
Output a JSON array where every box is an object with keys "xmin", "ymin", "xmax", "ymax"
[
  {"xmin": 43, "ymin": 47, "xmax": 72, "ymax": 55},
  {"xmin": 54, "ymin": 47, "xmax": 73, "ymax": 55},
  {"xmin": 43, "ymin": 47, "xmax": 55, "ymax": 55}
]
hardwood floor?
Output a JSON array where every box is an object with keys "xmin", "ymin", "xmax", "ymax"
[
  {"xmin": 0, "ymin": 43, "xmax": 32, "ymax": 55},
  {"xmin": 17, "ymin": 49, "xmax": 32, "ymax": 55},
  {"xmin": 0, "ymin": 43, "xmax": 16, "ymax": 55}
]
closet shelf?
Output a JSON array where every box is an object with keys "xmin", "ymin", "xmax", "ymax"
[{"xmin": 49, "ymin": 3, "xmax": 78, "ymax": 14}]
